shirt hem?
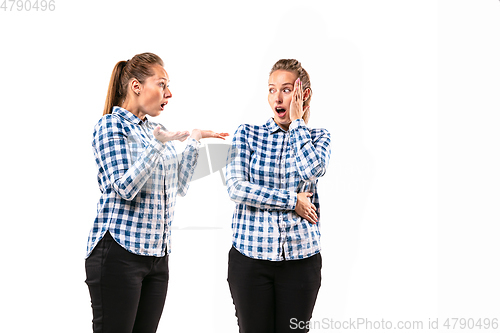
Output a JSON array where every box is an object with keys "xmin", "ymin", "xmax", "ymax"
[{"xmin": 232, "ymin": 244, "xmax": 321, "ymax": 262}]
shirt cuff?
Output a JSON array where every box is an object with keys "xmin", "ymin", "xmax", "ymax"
[
  {"xmin": 185, "ymin": 137, "xmax": 201, "ymax": 149},
  {"xmin": 289, "ymin": 118, "xmax": 306, "ymax": 131},
  {"xmin": 287, "ymin": 191, "xmax": 298, "ymax": 210},
  {"xmin": 150, "ymin": 137, "xmax": 167, "ymax": 154}
]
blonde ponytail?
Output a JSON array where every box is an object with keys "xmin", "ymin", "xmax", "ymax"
[{"xmin": 103, "ymin": 60, "xmax": 127, "ymax": 116}]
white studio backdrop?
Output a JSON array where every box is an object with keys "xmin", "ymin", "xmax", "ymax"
[{"xmin": 0, "ymin": 0, "xmax": 499, "ymax": 332}]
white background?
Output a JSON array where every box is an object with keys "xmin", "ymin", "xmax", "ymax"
[{"xmin": 0, "ymin": 0, "xmax": 499, "ymax": 332}]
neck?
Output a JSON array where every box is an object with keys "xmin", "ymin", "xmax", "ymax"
[
  {"xmin": 121, "ymin": 99, "xmax": 145, "ymax": 120},
  {"xmin": 273, "ymin": 118, "xmax": 290, "ymax": 131}
]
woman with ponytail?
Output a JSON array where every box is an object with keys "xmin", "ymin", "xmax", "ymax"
[
  {"xmin": 85, "ymin": 52, "xmax": 228, "ymax": 333},
  {"xmin": 226, "ymin": 59, "xmax": 331, "ymax": 332}
]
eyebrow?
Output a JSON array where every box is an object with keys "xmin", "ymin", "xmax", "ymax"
[{"xmin": 268, "ymin": 82, "xmax": 293, "ymax": 86}]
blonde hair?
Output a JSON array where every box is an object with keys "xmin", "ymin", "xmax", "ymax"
[
  {"xmin": 270, "ymin": 59, "xmax": 312, "ymax": 107},
  {"xmin": 103, "ymin": 52, "xmax": 164, "ymax": 115}
]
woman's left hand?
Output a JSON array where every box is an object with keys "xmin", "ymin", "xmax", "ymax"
[
  {"xmin": 190, "ymin": 129, "xmax": 230, "ymax": 141},
  {"xmin": 290, "ymin": 78, "xmax": 304, "ymax": 122},
  {"xmin": 154, "ymin": 125, "xmax": 190, "ymax": 143}
]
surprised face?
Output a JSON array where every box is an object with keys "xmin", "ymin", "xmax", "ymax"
[{"xmin": 268, "ymin": 69, "xmax": 297, "ymax": 131}]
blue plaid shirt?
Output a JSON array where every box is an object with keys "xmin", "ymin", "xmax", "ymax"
[
  {"xmin": 86, "ymin": 107, "xmax": 200, "ymax": 258},
  {"xmin": 226, "ymin": 118, "xmax": 331, "ymax": 261}
]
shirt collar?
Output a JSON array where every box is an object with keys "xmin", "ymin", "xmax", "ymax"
[
  {"xmin": 265, "ymin": 117, "xmax": 286, "ymax": 134},
  {"xmin": 112, "ymin": 106, "xmax": 148, "ymax": 125}
]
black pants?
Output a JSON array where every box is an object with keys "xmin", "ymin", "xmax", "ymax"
[
  {"xmin": 227, "ymin": 247, "xmax": 322, "ymax": 333},
  {"xmin": 85, "ymin": 231, "xmax": 169, "ymax": 333}
]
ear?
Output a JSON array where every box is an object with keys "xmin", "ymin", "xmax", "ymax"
[
  {"xmin": 303, "ymin": 87, "xmax": 311, "ymax": 102},
  {"xmin": 129, "ymin": 78, "xmax": 142, "ymax": 95}
]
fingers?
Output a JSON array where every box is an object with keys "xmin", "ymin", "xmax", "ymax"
[
  {"xmin": 292, "ymin": 79, "xmax": 296, "ymax": 98},
  {"xmin": 299, "ymin": 80, "xmax": 303, "ymax": 101},
  {"xmin": 213, "ymin": 132, "xmax": 230, "ymax": 140},
  {"xmin": 153, "ymin": 125, "xmax": 168, "ymax": 143},
  {"xmin": 153, "ymin": 125, "xmax": 161, "ymax": 136},
  {"xmin": 294, "ymin": 78, "xmax": 303, "ymax": 101},
  {"xmin": 306, "ymin": 216, "xmax": 316, "ymax": 224},
  {"xmin": 199, "ymin": 130, "xmax": 230, "ymax": 140},
  {"xmin": 303, "ymin": 214, "xmax": 317, "ymax": 224},
  {"xmin": 175, "ymin": 131, "xmax": 190, "ymax": 141},
  {"xmin": 290, "ymin": 79, "xmax": 304, "ymax": 121},
  {"xmin": 305, "ymin": 209, "xmax": 318, "ymax": 224},
  {"xmin": 297, "ymin": 191, "xmax": 317, "ymax": 224},
  {"xmin": 306, "ymin": 203, "xmax": 318, "ymax": 224},
  {"xmin": 154, "ymin": 129, "xmax": 191, "ymax": 143}
]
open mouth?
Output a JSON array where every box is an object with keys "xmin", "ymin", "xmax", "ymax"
[
  {"xmin": 275, "ymin": 107, "xmax": 286, "ymax": 117},
  {"xmin": 160, "ymin": 102, "xmax": 167, "ymax": 110}
]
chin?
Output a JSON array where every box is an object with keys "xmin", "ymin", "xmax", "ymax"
[{"xmin": 275, "ymin": 117, "xmax": 290, "ymax": 125}]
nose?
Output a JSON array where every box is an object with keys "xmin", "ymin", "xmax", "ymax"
[
  {"xmin": 165, "ymin": 87, "xmax": 172, "ymax": 99},
  {"xmin": 275, "ymin": 91, "xmax": 283, "ymax": 104}
]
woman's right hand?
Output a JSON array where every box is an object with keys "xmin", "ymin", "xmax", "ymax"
[
  {"xmin": 190, "ymin": 129, "xmax": 230, "ymax": 142},
  {"xmin": 295, "ymin": 192, "xmax": 318, "ymax": 224},
  {"xmin": 153, "ymin": 125, "xmax": 190, "ymax": 143}
]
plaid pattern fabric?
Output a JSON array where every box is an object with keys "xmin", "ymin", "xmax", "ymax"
[
  {"xmin": 86, "ymin": 106, "xmax": 199, "ymax": 258},
  {"xmin": 226, "ymin": 118, "xmax": 331, "ymax": 261}
]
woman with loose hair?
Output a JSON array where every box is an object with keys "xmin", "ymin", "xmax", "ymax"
[
  {"xmin": 85, "ymin": 52, "xmax": 228, "ymax": 333},
  {"xmin": 226, "ymin": 59, "xmax": 331, "ymax": 332}
]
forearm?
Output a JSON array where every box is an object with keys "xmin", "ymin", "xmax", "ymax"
[
  {"xmin": 289, "ymin": 119, "xmax": 331, "ymax": 181},
  {"xmin": 177, "ymin": 138, "xmax": 200, "ymax": 196},
  {"xmin": 226, "ymin": 177, "xmax": 297, "ymax": 210}
]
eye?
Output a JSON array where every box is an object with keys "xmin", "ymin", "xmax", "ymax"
[
  {"xmin": 269, "ymin": 88, "xmax": 275, "ymax": 93},
  {"xmin": 283, "ymin": 88, "xmax": 291, "ymax": 93}
]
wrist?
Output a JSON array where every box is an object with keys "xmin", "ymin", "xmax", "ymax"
[
  {"xmin": 290, "ymin": 191, "xmax": 298, "ymax": 210},
  {"xmin": 289, "ymin": 118, "xmax": 305, "ymax": 131},
  {"xmin": 153, "ymin": 136, "xmax": 167, "ymax": 144},
  {"xmin": 190, "ymin": 129, "xmax": 201, "ymax": 141}
]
